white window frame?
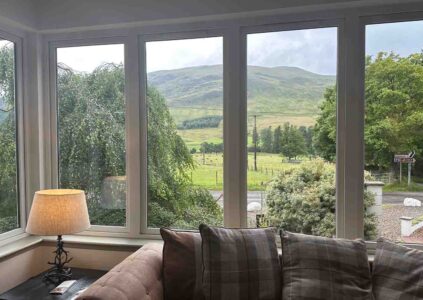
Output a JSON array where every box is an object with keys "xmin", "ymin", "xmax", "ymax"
[
  {"xmin": 240, "ymin": 19, "xmax": 356, "ymax": 238},
  {"xmin": 361, "ymin": 11, "xmax": 423, "ymax": 251},
  {"xmin": 139, "ymin": 30, "xmax": 229, "ymax": 234},
  {"xmin": 0, "ymin": 30, "xmax": 26, "ymax": 242},
  {"xmin": 46, "ymin": 37, "xmax": 136, "ymax": 236}
]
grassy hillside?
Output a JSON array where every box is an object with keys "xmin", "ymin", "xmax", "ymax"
[{"xmin": 148, "ymin": 65, "xmax": 336, "ymax": 148}]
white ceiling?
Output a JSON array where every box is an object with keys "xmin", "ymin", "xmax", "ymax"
[{"xmin": 0, "ymin": 0, "xmax": 421, "ymax": 31}]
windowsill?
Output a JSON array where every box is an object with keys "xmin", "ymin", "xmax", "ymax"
[
  {"xmin": 41, "ymin": 235, "xmax": 162, "ymax": 248},
  {"xmin": 0, "ymin": 235, "xmax": 43, "ymax": 260},
  {"xmin": 0, "ymin": 234, "xmax": 163, "ymax": 261}
]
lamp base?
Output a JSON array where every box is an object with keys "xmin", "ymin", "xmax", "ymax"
[{"xmin": 43, "ymin": 235, "xmax": 73, "ymax": 284}]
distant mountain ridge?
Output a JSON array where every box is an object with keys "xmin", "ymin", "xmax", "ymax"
[{"xmin": 148, "ymin": 65, "xmax": 336, "ymax": 122}]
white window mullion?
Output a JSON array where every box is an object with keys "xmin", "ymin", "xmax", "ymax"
[
  {"xmin": 337, "ymin": 15, "xmax": 366, "ymax": 239},
  {"xmin": 125, "ymin": 34, "xmax": 141, "ymax": 237},
  {"xmin": 223, "ymin": 27, "xmax": 248, "ymax": 228}
]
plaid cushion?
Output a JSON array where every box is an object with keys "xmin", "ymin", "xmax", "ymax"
[
  {"xmin": 160, "ymin": 228, "xmax": 204, "ymax": 300},
  {"xmin": 372, "ymin": 238, "xmax": 423, "ymax": 299},
  {"xmin": 281, "ymin": 231, "xmax": 372, "ymax": 300},
  {"xmin": 200, "ymin": 224, "xmax": 281, "ymax": 300}
]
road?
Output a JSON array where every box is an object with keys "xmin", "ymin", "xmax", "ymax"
[
  {"xmin": 210, "ymin": 190, "xmax": 266, "ymax": 206},
  {"xmin": 383, "ymin": 192, "xmax": 423, "ymax": 204},
  {"xmin": 211, "ymin": 190, "xmax": 423, "ymax": 206}
]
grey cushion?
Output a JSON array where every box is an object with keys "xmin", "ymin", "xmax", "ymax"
[
  {"xmin": 200, "ymin": 224, "xmax": 281, "ymax": 300},
  {"xmin": 372, "ymin": 238, "xmax": 423, "ymax": 299},
  {"xmin": 160, "ymin": 228, "xmax": 204, "ymax": 300},
  {"xmin": 281, "ymin": 231, "xmax": 372, "ymax": 300}
]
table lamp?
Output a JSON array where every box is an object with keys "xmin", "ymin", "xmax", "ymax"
[{"xmin": 26, "ymin": 189, "xmax": 90, "ymax": 283}]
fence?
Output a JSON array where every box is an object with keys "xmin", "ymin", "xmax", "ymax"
[{"xmin": 368, "ymin": 171, "xmax": 395, "ymax": 185}]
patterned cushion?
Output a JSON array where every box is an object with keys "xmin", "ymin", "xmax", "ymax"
[
  {"xmin": 281, "ymin": 231, "xmax": 372, "ymax": 300},
  {"xmin": 372, "ymin": 238, "xmax": 423, "ymax": 299},
  {"xmin": 199, "ymin": 224, "xmax": 281, "ymax": 300},
  {"xmin": 160, "ymin": 228, "xmax": 204, "ymax": 300}
]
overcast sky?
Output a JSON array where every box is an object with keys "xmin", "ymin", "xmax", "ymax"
[{"xmin": 57, "ymin": 20, "xmax": 423, "ymax": 76}]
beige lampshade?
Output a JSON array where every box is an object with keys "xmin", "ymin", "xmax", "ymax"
[{"xmin": 26, "ymin": 189, "xmax": 90, "ymax": 236}]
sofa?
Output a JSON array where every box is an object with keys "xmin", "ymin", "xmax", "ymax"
[{"xmin": 77, "ymin": 231, "xmax": 423, "ymax": 300}]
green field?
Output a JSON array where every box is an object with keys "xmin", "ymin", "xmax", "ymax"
[
  {"xmin": 176, "ymin": 112, "xmax": 316, "ymax": 151},
  {"xmin": 190, "ymin": 152, "xmax": 304, "ymax": 191}
]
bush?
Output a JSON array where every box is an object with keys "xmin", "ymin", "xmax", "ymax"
[
  {"xmin": 149, "ymin": 186, "xmax": 223, "ymax": 229},
  {"xmin": 265, "ymin": 159, "xmax": 377, "ymax": 239}
]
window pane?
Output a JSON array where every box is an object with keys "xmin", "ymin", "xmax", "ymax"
[
  {"xmin": 57, "ymin": 44, "xmax": 126, "ymax": 227},
  {"xmin": 365, "ymin": 21, "xmax": 423, "ymax": 243},
  {"xmin": 246, "ymin": 28, "xmax": 341, "ymax": 237},
  {"xmin": 0, "ymin": 39, "xmax": 18, "ymax": 234},
  {"xmin": 146, "ymin": 37, "xmax": 224, "ymax": 229}
]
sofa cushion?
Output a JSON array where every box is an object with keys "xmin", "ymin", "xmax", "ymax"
[
  {"xmin": 160, "ymin": 228, "xmax": 204, "ymax": 300},
  {"xmin": 200, "ymin": 224, "xmax": 281, "ymax": 300},
  {"xmin": 281, "ymin": 231, "xmax": 372, "ymax": 300},
  {"xmin": 372, "ymin": 238, "xmax": 423, "ymax": 299}
]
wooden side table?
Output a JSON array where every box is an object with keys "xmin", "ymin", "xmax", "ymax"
[{"xmin": 0, "ymin": 268, "xmax": 107, "ymax": 300}]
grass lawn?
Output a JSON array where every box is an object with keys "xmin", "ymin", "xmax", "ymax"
[
  {"xmin": 383, "ymin": 182, "xmax": 423, "ymax": 192},
  {"xmin": 190, "ymin": 152, "xmax": 305, "ymax": 191}
]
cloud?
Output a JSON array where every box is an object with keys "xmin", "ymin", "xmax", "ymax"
[
  {"xmin": 58, "ymin": 44, "xmax": 124, "ymax": 73},
  {"xmin": 146, "ymin": 37, "xmax": 223, "ymax": 72},
  {"xmin": 247, "ymin": 27, "xmax": 338, "ymax": 75},
  {"xmin": 366, "ymin": 20, "xmax": 423, "ymax": 58}
]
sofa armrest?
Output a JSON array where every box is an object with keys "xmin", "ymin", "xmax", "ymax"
[{"xmin": 77, "ymin": 243, "xmax": 164, "ymax": 300}]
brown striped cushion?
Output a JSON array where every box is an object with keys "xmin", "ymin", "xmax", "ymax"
[
  {"xmin": 372, "ymin": 238, "xmax": 423, "ymax": 299},
  {"xmin": 281, "ymin": 231, "xmax": 372, "ymax": 300},
  {"xmin": 200, "ymin": 224, "xmax": 281, "ymax": 300},
  {"xmin": 160, "ymin": 228, "xmax": 204, "ymax": 300}
]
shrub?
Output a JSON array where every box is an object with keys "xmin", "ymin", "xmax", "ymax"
[{"xmin": 265, "ymin": 159, "xmax": 377, "ymax": 239}]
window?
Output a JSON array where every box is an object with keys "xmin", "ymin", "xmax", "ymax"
[
  {"xmin": 56, "ymin": 44, "xmax": 127, "ymax": 227},
  {"xmin": 245, "ymin": 28, "xmax": 340, "ymax": 236},
  {"xmin": 0, "ymin": 39, "xmax": 18, "ymax": 235},
  {"xmin": 365, "ymin": 20, "xmax": 423, "ymax": 243},
  {"xmin": 145, "ymin": 37, "xmax": 224, "ymax": 229}
]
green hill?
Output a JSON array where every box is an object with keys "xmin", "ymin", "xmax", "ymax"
[
  {"xmin": 148, "ymin": 65, "xmax": 335, "ymax": 125},
  {"xmin": 148, "ymin": 65, "xmax": 335, "ymax": 147}
]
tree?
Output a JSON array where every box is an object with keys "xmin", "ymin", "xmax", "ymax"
[
  {"xmin": 0, "ymin": 42, "xmax": 18, "ymax": 233},
  {"xmin": 265, "ymin": 159, "xmax": 377, "ymax": 239},
  {"xmin": 260, "ymin": 126, "xmax": 273, "ymax": 153},
  {"xmin": 280, "ymin": 123, "xmax": 307, "ymax": 160},
  {"xmin": 313, "ymin": 87, "xmax": 337, "ymax": 161},
  {"xmin": 299, "ymin": 126, "xmax": 314, "ymax": 156},
  {"xmin": 252, "ymin": 115, "xmax": 259, "ymax": 171},
  {"xmin": 365, "ymin": 52, "xmax": 423, "ymax": 171},
  {"xmin": 314, "ymin": 52, "xmax": 423, "ymax": 173},
  {"xmin": 273, "ymin": 125, "xmax": 282, "ymax": 154}
]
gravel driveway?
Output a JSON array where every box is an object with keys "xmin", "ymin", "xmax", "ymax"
[{"xmin": 377, "ymin": 204, "xmax": 423, "ymax": 241}]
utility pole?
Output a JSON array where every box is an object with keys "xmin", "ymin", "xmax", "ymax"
[{"xmin": 253, "ymin": 115, "xmax": 257, "ymax": 171}]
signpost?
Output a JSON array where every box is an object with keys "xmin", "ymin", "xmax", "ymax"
[{"xmin": 394, "ymin": 152, "xmax": 416, "ymax": 185}]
